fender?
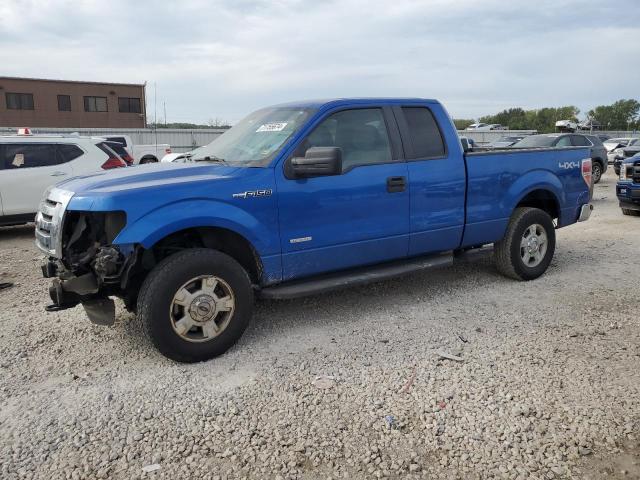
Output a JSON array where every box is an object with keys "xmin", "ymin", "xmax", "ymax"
[
  {"xmin": 113, "ymin": 198, "xmax": 278, "ymax": 256},
  {"xmin": 505, "ymin": 169, "xmax": 565, "ymax": 216}
]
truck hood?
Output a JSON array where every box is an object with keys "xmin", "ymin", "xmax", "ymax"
[
  {"xmin": 58, "ymin": 162, "xmax": 242, "ymax": 195},
  {"xmin": 57, "ymin": 161, "xmax": 276, "ymax": 217}
]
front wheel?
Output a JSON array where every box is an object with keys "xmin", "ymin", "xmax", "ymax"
[
  {"xmin": 622, "ymin": 208, "xmax": 640, "ymax": 217},
  {"xmin": 592, "ymin": 162, "xmax": 602, "ymax": 184},
  {"xmin": 494, "ymin": 207, "xmax": 556, "ymax": 281},
  {"xmin": 137, "ymin": 248, "xmax": 253, "ymax": 362}
]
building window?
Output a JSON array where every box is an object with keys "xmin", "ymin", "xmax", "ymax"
[
  {"xmin": 84, "ymin": 96, "xmax": 108, "ymax": 112},
  {"xmin": 6, "ymin": 92, "xmax": 34, "ymax": 110},
  {"xmin": 118, "ymin": 97, "xmax": 141, "ymax": 113},
  {"xmin": 57, "ymin": 95, "xmax": 71, "ymax": 112}
]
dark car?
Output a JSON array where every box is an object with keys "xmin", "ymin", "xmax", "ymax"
[{"xmin": 511, "ymin": 133, "xmax": 608, "ymax": 183}]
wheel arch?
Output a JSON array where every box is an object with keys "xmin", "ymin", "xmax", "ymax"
[
  {"xmin": 140, "ymin": 155, "xmax": 158, "ymax": 163},
  {"xmin": 514, "ymin": 188, "xmax": 561, "ymax": 221},
  {"xmin": 147, "ymin": 226, "xmax": 264, "ymax": 283},
  {"xmin": 506, "ymin": 170, "xmax": 564, "ymax": 222}
]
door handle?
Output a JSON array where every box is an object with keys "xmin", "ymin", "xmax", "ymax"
[
  {"xmin": 50, "ymin": 171, "xmax": 67, "ymax": 177},
  {"xmin": 386, "ymin": 176, "xmax": 406, "ymax": 193}
]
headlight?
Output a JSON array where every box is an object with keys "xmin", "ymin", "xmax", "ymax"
[{"xmin": 620, "ymin": 165, "xmax": 628, "ymax": 181}]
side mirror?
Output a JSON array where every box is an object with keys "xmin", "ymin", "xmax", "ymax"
[{"xmin": 287, "ymin": 147, "xmax": 342, "ymax": 178}]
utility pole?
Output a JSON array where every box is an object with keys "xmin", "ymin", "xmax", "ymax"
[{"xmin": 154, "ymin": 82, "xmax": 158, "ymax": 146}]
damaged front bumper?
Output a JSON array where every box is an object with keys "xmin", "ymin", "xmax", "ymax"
[
  {"xmin": 36, "ymin": 187, "xmax": 138, "ymax": 325},
  {"xmin": 43, "ymin": 244, "xmax": 138, "ymax": 325}
]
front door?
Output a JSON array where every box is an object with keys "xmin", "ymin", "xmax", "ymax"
[
  {"xmin": 275, "ymin": 107, "xmax": 410, "ymax": 280},
  {"xmin": 0, "ymin": 143, "xmax": 73, "ymax": 216}
]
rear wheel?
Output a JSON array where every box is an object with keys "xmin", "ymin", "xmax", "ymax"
[
  {"xmin": 494, "ymin": 207, "xmax": 556, "ymax": 280},
  {"xmin": 137, "ymin": 248, "xmax": 253, "ymax": 362},
  {"xmin": 140, "ymin": 156, "xmax": 157, "ymax": 164},
  {"xmin": 592, "ymin": 161, "xmax": 603, "ymax": 184}
]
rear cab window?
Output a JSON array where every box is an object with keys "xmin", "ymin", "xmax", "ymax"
[{"xmin": 398, "ymin": 106, "xmax": 446, "ymax": 159}]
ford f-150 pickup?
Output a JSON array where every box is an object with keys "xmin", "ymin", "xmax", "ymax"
[
  {"xmin": 617, "ymin": 154, "xmax": 640, "ymax": 216},
  {"xmin": 36, "ymin": 98, "xmax": 594, "ymax": 362}
]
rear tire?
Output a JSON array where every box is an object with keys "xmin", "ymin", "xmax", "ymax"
[
  {"xmin": 140, "ymin": 157, "xmax": 158, "ymax": 164},
  {"xmin": 494, "ymin": 207, "xmax": 556, "ymax": 281},
  {"xmin": 592, "ymin": 162, "xmax": 602, "ymax": 184},
  {"xmin": 622, "ymin": 208, "xmax": 640, "ymax": 216},
  {"xmin": 137, "ymin": 248, "xmax": 253, "ymax": 362}
]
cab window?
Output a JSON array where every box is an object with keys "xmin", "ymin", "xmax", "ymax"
[{"xmin": 294, "ymin": 108, "xmax": 392, "ymax": 171}]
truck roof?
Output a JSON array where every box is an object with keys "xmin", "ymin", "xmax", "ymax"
[{"xmin": 271, "ymin": 98, "xmax": 440, "ymax": 109}]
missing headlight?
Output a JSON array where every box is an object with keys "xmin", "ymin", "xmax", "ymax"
[{"xmin": 62, "ymin": 211, "xmax": 127, "ymax": 269}]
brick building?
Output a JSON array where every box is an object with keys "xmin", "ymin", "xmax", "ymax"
[{"xmin": 0, "ymin": 76, "xmax": 146, "ymax": 128}]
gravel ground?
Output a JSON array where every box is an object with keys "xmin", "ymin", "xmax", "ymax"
[{"xmin": 1, "ymin": 170, "xmax": 639, "ymax": 480}]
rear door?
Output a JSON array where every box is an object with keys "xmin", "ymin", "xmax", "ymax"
[
  {"xmin": 393, "ymin": 105, "xmax": 466, "ymax": 256},
  {"xmin": 275, "ymin": 106, "xmax": 410, "ymax": 279},
  {"xmin": 0, "ymin": 143, "xmax": 73, "ymax": 215}
]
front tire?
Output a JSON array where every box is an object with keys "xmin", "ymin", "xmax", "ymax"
[
  {"xmin": 140, "ymin": 157, "xmax": 158, "ymax": 164},
  {"xmin": 592, "ymin": 162, "xmax": 603, "ymax": 184},
  {"xmin": 622, "ymin": 208, "xmax": 640, "ymax": 217},
  {"xmin": 494, "ymin": 207, "xmax": 556, "ymax": 281},
  {"xmin": 137, "ymin": 248, "xmax": 253, "ymax": 362}
]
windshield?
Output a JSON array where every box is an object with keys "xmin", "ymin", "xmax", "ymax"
[
  {"xmin": 189, "ymin": 106, "xmax": 316, "ymax": 166},
  {"xmin": 512, "ymin": 135, "xmax": 558, "ymax": 148}
]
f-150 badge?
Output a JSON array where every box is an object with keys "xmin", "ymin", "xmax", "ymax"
[{"xmin": 232, "ymin": 189, "xmax": 273, "ymax": 199}]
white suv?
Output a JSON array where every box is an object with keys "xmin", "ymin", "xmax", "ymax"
[{"xmin": 0, "ymin": 131, "xmax": 127, "ymax": 226}]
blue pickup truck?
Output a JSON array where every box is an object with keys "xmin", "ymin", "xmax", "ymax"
[
  {"xmin": 36, "ymin": 98, "xmax": 593, "ymax": 362},
  {"xmin": 617, "ymin": 154, "xmax": 640, "ymax": 216}
]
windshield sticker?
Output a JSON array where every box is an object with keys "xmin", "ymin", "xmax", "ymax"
[
  {"xmin": 256, "ymin": 122, "xmax": 287, "ymax": 133},
  {"xmin": 12, "ymin": 153, "xmax": 24, "ymax": 167}
]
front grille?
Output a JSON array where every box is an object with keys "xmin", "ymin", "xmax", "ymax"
[{"xmin": 35, "ymin": 188, "xmax": 74, "ymax": 257}]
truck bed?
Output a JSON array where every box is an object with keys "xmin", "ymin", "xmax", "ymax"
[{"xmin": 462, "ymin": 146, "xmax": 591, "ymax": 247}]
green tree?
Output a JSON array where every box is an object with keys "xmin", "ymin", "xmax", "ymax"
[
  {"xmin": 453, "ymin": 118, "xmax": 474, "ymax": 130},
  {"xmin": 479, "ymin": 106, "xmax": 579, "ymax": 133},
  {"xmin": 588, "ymin": 99, "xmax": 640, "ymax": 130}
]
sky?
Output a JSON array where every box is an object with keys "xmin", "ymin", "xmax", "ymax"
[{"xmin": 1, "ymin": 0, "xmax": 639, "ymax": 124}]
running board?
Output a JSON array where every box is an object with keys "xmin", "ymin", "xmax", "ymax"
[{"xmin": 259, "ymin": 253, "xmax": 454, "ymax": 300}]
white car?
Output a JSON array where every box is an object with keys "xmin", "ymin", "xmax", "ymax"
[
  {"xmin": 465, "ymin": 123, "xmax": 488, "ymax": 130},
  {"xmin": 161, "ymin": 152, "xmax": 191, "ymax": 163},
  {"xmin": 0, "ymin": 130, "xmax": 127, "ymax": 225},
  {"xmin": 555, "ymin": 120, "xmax": 577, "ymax": 132},
  {"xmin": 104, "ymin": 135, "xmax": 171, "ymax": 164},
  {"xmin": 465, "ymin": 123, "xmax": 506, "ymax": 131},
  {"xmin": 604, "ymin": 137, "xmax": 639, "ymax": 163}
]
